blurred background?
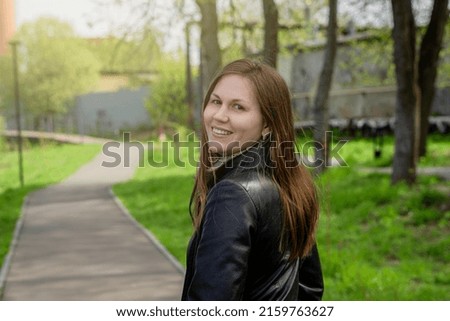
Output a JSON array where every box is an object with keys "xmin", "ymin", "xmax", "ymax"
[{"xmin": 1, "ymin": 0, "xmax": 448, "ymax": 140}]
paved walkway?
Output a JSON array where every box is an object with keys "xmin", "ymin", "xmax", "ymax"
[
  {"xmin": 3, "ymin": 130, "xmax": 109, "ymax": 144},
  {"xmin": 359, "ymin": 166, "xmax": 450, "ymax": 181},
  {"xmin": 0, "ymin": 144, "xmax": 185, "ymax": 300}
]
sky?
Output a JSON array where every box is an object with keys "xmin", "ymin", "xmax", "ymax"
[
  {"xmin": 14, "ymin": 0, "xmax": 191, "ymax": 54},
  {"xmin": 15, "ymin": 0, "xmax": 441, "ymax": 35},
  {"xmin": 15, "ymin": 0, "xmax": 111, "ymax": 37}
]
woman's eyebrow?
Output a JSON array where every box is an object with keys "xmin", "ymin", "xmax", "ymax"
[{"xmin": 212, "ymin": 92, "xmax": 248, "ymax": 104}]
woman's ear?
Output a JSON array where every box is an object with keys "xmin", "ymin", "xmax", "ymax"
[{"xmin": 262, "ymin": 125, "xmax": 271, "ymax": 140}]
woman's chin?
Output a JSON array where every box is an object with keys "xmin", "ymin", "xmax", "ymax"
[{"xmin": 208, "ymin": 140, "xmax": 239, "ymax": 154}]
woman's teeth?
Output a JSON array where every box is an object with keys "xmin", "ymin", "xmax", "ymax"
[{"xmin": 212, "ymin": 127, "xmax": 232, "ymax": 135}]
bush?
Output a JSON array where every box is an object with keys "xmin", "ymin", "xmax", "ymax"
[{"xmin": 145, "ymin": 59, "xmax": 189, "ymax": 133}]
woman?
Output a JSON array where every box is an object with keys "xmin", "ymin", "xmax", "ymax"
[{"xmin": 182, "ymin": 58, "xmax": 323, "ymax": 300}]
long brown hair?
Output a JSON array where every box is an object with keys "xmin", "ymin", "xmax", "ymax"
[{"xmin": 190, "ymin": 58, "xmax": 319, "ymax": 259}]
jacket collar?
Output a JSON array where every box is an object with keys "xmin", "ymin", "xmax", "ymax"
[{"xmin": 206, "ymin": 138, "xmax": 272, "ymax": 187}]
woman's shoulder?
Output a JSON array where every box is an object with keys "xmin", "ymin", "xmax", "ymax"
[
  {"xmin": 217, "ymin": 167, "xmax": 274, "ymax": 190},
  {"xmin": 215, "ymin": 170, "xmax": 280, "ymax": 211}
]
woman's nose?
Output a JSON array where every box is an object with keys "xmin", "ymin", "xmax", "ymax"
[{"xmin": 212, "ymin": 105, "xmax": 229, "ymax": 122}]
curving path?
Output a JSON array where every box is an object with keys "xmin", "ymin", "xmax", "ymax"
[{"xmin": 0, "ymin": 143, "xmax": 184, "ymax": 300}]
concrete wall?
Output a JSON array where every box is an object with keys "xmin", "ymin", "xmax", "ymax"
[
  {"xmin": 279, "ymin": 46, "xmax": 450, "ymax": 121},
  {"xmin": 76, "ymin": 86, "xmax": 151, "ymax": 137},
  {"xmin": 290, "ymin": 86, "xmax": 449, "ymax": 121}
]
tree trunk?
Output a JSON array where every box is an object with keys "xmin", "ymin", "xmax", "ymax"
[
  {"xmin": 391, "ymin": 0, "xmax": 419, "ymax": 185},
  {"xmin": 262, "ymin": 0, "xmax": 279, "ymax": 67},
  {"xmin": 195, "ymin": 0, "xmax": 222, "ymax": 96},
  {"xmin": 418, "ymin": 0, "xmax": 449, "ymax": 157},
  {"xmin": 313, "ymin": 0, "xmax": 338, "ymax": 175}
]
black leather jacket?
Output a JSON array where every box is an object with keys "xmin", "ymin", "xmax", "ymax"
[{"xmin": 182, "ymin": 142, "xmax": 324, "ymax": 300}]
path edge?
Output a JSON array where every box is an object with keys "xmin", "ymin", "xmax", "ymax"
[
  {"xmin": 0, "ymin": 195, "xmax": 30, "ymax": 300},
  {"xmin": 108, "ymin": 188, "xmax": 186, "ymax": 276}
]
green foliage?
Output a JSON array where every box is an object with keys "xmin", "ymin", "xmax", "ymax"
[
  {"xmin": 221, "ymin": 43, "xmax": 248, "ymax": 66},
  {"xmin": 334, "ymin": 21, "xmax": 450, "ymax": 89},
  {"xmin": 278, "ymin": 0, "xmax": 328, "ymax": 52},
  {"xmin": 436, "ymin": 20, "xmax": 450, "ymax": 86},
  {"xmin": 145, "ymin": 58, "xmax": 189, "ymax": 131},
  {"xmin": 218, "ymin": 0, "xmax": 262, "ymax": 58},
  {"xmin": 15, "ymin": 18, "xmax": 100, "ymax": 116},
  {"xmin": 85, "ymin": 28, "xmax": 162, "ymax": 75},
  {"xmin": 337, "ymin": 31, "xmax": 396, "ymax": 88}
]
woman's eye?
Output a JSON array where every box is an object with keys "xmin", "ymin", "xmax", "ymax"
[
  {"xmin": 233, "ymin": 104, "xmax": 244, "ymax": 110},
  {"xmin": 211, "ymin": 99, "xmax": 221, "ymax": 105}
]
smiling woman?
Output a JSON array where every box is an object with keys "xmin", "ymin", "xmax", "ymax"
[
  {"xmin": 203, "ymin": 74, "xmax": 269, "ymax": 155},
  {"xmin": 182, "ymin": 58, "xmax": 323, "ymax": 301}
]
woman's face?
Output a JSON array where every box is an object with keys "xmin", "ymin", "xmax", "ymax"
[{"xmin": 203, "ymin": 74, "xmax": 266, "ymax": 155}]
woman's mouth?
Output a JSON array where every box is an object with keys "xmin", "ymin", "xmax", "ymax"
[{"xmin": 212, "ymin": 127, "xmax": 232, "ymax": 135}]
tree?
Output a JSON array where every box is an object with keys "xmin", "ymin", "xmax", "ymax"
[
  {"xmin": 390, "ymin": 0, "xmax": 448, "ymax": 184},
  {"xmin": 86, "ymin": 28, "xmax": 162, "ymax": 77},
  {"xmin": 16, "ymin": 18, "xmax": 100, "ymax": 130},
  {"xmin": 313, "ymin": 0, "xmax": 338, "ymax": 175},
  {"xmin": 390, "ymin": 0, "xmax": 419, "ymax": 185},
  {"xmin": 418, "ymin": 0, "xmax": 449, "ymax": 157},
  {"xmin": 262, "ymin": 0, "xmax": 279, "ymax": 67},
  {"xmin": 146, "ymin": 58, "xmax": 189, "ymax": 135},
  {"xmin": 196, "ymin": 0, "xmax": 222, "ymax": 95}
]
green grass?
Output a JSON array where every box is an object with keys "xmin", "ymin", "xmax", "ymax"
[
  {"xmin": 113, "ymin": 144, "xmax": 197, "ymax": 267},
  {"xmin": 113, "ymin": 135, "xmax": 450, "ymax": 300},
  {"xmin": 330, "ymin": 133, "xmax": 450, "ymax": 168},
  {"xmin": 0, "ymin": 143, "xmax": 101, "ymax": 269},
  {"xmin": 316, "ymin": 168, "xmax": 449, "ymax": 300}
]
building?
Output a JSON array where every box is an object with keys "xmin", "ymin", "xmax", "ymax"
[
  {"xmin": 0, "ymin": 0, "xmax": 15, "ymax": 56},
  {"xmin": 278, "ymin": 32, "xmax": 450, "ymax": 122}
]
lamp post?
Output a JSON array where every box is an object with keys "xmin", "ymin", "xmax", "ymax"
[
  {"xmin": 185, "ymin": 21, "xmax": 194, "ymax": 131},
  {"xmin": 10, "ymin": 40, "xmax": 24, "ymax": 188}
]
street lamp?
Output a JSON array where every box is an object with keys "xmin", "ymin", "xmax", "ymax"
[
  {"xmin": 185, "ymin": 21, "xmax": 194, "ymax": 131},
  {"xmin": 9, "ymin": 39, "xmax": 24, "ymax": 188}
]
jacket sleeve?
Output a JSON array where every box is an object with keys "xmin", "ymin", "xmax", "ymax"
[
  {"xmin": 297, "ymin": 243, "xmax": 324, "ymax": 300},
  {"xmin": 184, "ymin": 180, "xmax": 256, "ymax": 300}
]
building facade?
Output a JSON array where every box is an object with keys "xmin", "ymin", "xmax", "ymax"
[{"xmin": 0, "ymin": 0, "xmax": 15, "ymax": 56}]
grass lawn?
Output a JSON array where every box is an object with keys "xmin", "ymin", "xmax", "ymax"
[
  {"xmin": 0, "ymin": 143, "xmax": 101, "ymax": 269},
  {"xmin": 315, "ymin": 169, "xmax": 449, "ymax": 300},
  {"xmin": 329, "ymin": 133, "xmax": 450, "ymax": 168},
  {"xmin": 113, "ymin": 144, "xmax": 196, "ymax": 267},
  {"xmin": 113, "ymin": 135, "xmax": 449, "ymax": 300}
]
